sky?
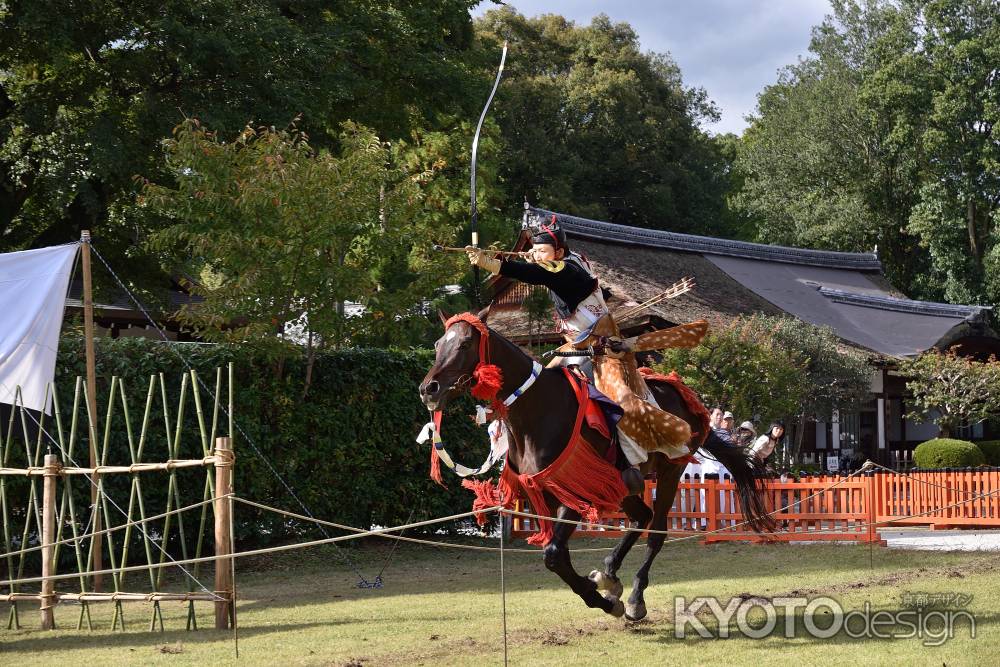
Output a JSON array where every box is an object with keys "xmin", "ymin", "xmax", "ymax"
[{"xmin": 473, "ymin": 0, "xmax": 833, "ymax": 135}]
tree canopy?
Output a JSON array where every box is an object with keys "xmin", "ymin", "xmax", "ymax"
[
  {"xmin": 474, "ymin": 9, "xmax": 739, "ymax": 237},
  {"xmin": 0, "ymin": 0, "xmax": 481, "ymax": 283},
  {"xmin": 738, "ymin": 0, "xmax": 1000, "ymax": 307}
]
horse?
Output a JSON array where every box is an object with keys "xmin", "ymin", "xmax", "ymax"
[{"xmin": 419, "ymin": 309, "xmax": 774, "ymax": 620}]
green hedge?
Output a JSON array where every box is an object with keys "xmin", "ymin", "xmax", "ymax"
[
  {"xmin": 976, "ymin": 440, "xmax": 1000, "ymax": 466},
  {"xmin": 913, "ymin": 438, "xmax": 986, "ymax": 469},
  {"xmin": 50, "ymin": 335, "xmax": 489, "ymax": 553}
]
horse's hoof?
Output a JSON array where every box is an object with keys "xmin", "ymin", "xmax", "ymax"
[
  {"xmin": 588, "ymin": 570, "xmax": 624, "ymax": 600},
  {"xmin": 607, "ymin": 597, "xmax": 626, "ymax": 618},
  {"xmin": 625, "ymin": 601, "xmax": 647, "ymax": 622}
]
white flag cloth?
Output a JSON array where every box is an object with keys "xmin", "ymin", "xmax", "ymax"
[{"xmin": 0, "ymin": 244, "xmax": 78, "ymax": 413}]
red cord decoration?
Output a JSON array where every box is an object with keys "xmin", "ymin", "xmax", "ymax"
[{"xmin": 443, "ymin": 313, "xmax": 505, "ymax": 412}]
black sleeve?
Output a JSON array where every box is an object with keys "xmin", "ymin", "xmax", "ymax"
[{"xmin": 499, "ymin": 259, "xmax": 596, "ymax": 310}]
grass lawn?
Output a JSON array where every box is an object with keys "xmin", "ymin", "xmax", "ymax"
[{"xmin": 1, "ymin": 535, "xmax": 997, "ymax": 666}]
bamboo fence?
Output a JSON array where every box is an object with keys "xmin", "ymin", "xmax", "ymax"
[{"xmin": 0, "ymin": 364, "xmax": 236, "ymax": 632}]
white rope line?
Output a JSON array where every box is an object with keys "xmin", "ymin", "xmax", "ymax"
[
  {"xmin": 232, "ymin": 496, "xmax": 541, "ymax": 554},
  {"xmin": 5, "ymin": 466, "xmax": 997, "ymax": 594},
  {"xmin": 503, "ymin": 468, "xmax": 1000, "ymax": 542},
  {"xmin": 0, "ymin": 506, "xmax": 502, "ymax": 588},
  {"xmin": 868, "ymin": 461, "xmax": 995, "ymax": 496},
  {"xmin": 0, "ymin": 378, "xmax": 223, "ymax": 600},
  {"xmin": 0, "ymin": 495, "xmax": 226, "ymax": 561}
]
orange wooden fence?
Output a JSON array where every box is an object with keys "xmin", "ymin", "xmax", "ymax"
[{"xmin": 510, "ymin": 470, "xmax": 1000, "ymax": 544}]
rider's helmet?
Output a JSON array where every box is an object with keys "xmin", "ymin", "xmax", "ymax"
[{"xmin": 527, "ymin": 213, "xmax": 568, "ymax": 251}]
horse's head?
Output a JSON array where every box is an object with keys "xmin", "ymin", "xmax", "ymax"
[{"xmin": 419, "ymin": 308, "xmax": 492, "ymax": 411}]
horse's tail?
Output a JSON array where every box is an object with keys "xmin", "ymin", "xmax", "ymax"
[{"xmin": 701, "ymin": 432, "xmax": 776, "ymax": 533}]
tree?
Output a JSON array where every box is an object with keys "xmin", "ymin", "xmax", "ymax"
[
  {"xmin": 474, "ymin": 9, "xmax": 733, "ymax": 236},
  {"xmin": 656, "ymin": 315, "xmax": 872, "ymax": 460},
  {"xmin": 899, "ymin": 350, "xmax": 1000, "ymax": 438},
  {"xmin": 737, "ymin": 0, "xmax": 1000, "ymax": 308},
  {"xmin": 138, "ymin": 119, "xmax": 471, "ymax": 390},
  {"xmin": 0, "ymin": 0, "xmax": 481, "ymax": 287},
  {"xmin": 655, "ymin": 317, "xmax": 806, "ymax": 429},
  {"xmin": 887, "ymin": 0, "xmax": 1000, "ymax": 305},
  {"xmin": 736, "ymin": 316, "xmax": 873, "ymax": 459},
  {"xmin": 736, "ymin": 0, "xmax": 927, "ymax": 293}
]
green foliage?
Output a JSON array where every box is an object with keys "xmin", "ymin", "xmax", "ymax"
[
  {"xmin": 913, "ymin": 438, "xmax": 986, "ymax": 469},
  {"xmin": 977, "ymin": 440, "xmax": 1000, "ymax": 466},
  {"xmin": 655, "ymin": 315, "xmax": 871, "ymax": 439},
  {"xmin": 898, "ymin": 350, "xmax": 1000, "ymax": 437},
  {"xmin": 55, "ymin": 335, "xmax": 489, "ymax": 549},
  {"xmin": 738, "ymin": 0, "xmax": 1000, "ymax": 307},
  {"xmin": 735, "ymin": 316, "xmax": 872, "ymax": 421},
  {"xmin": 474, "ymin": 9, "xmax": 738, "ymax": 237},
  {"xmin": 139, "ymin": 119, "xmax": 476, "ymax": 358},
  {"xmin": 523, "ymin": 286, "xmax": 553, "ymax": 349},
  {"xmin": 0, "ymin": 0, "xmax": 481, "ymax": 287},
  {"xmin": 654, "ymin": 316, "xmax": 805, "ymax": 427}
]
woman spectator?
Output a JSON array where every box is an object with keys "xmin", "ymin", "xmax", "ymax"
[{"xmin": 750, "ymin": 421, "xmax": 785, "ymax": 463}]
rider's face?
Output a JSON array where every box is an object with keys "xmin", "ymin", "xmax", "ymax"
[{"xmin": 529, "ymin": 243, "xmax": 560, "ymax": 263}]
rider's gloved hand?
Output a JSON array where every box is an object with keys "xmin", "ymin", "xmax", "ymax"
[{"xmin": 465, "ymin": 246, "xmax": 501, "ymax": 275}]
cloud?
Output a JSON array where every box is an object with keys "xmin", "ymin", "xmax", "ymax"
[{"xmin": 474, "ymin": 0, "xmax": 832, "ymax": 134}]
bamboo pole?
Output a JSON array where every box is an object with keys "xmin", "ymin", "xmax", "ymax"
[
  {"xmin": 0, "ymin": 457, "xmax": 224, "ymax": 476},
  {"xmin": 40, "ymin": 453, "xmax": 59, "ymax": 629},
  {"xmin": 4, "ymin": 591, "xmax": 219, "ymax": 603},
  {"xmin": 213, "ymin": 437, "xmax": 234, "ymax": 630},
  {"xmin": 80, "ymin": 230, "xmax": 102, "ymax": 592}
]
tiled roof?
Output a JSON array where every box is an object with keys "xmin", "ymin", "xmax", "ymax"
[
  {"xmin": 530, "ymin": 207, "xmax": 882, "ymax": 271},
  {"xmin": 819, "ymin": 288, "xmax": 991, "ymax": 321}
]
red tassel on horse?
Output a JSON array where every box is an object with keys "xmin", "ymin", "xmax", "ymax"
[
  {"xmin": 471, "ymin": 363, "xmax": 503, "ymax": 401},
  {"xmin": 429, "ymin": 446, "xmax": 445, "ymax": 487}
]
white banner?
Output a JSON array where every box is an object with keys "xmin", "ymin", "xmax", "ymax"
[{"xmin": 0, "ymin": 244, "xmax": 78, "ymax": 413}]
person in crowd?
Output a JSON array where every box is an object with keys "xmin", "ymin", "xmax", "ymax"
[
  {"xmin": 750, "ymin": 421, "xmax": 785, "ymax": 463},
  {"xmin": 709, "ymin": 407, "xmax": 724, "ymax": 430},
  {"xmin": 735, "ymin": 420, "xmax": 758, "ymax": 448},
  {"xmin": 714, "ymin": 410, "xmax": 735, "ymax": 445}
]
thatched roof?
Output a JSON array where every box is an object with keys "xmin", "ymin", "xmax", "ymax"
[{"xmin": 487, "ymin": 207, "xmax": 998, "ymax": 359}]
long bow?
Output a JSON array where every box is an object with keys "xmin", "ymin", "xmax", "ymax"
[{"xmin": 470, "ymin": 40, "xmax": 508, "ymax": 306}]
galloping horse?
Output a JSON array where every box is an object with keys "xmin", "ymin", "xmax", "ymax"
[{"xmin": 419, "ymin": 309, "xmax": 773, "ymax": 620}]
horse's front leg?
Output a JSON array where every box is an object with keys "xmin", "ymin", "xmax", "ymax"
[
  {"xmin": 626, "ymin": 463, "xmax": 683, "ymax": 621},
  {"xmin": 543, "ymin": 505, "xmax": 624, "ymax": 617},
  {"xmin": 589, "ymin": 494, "xmax": 653, "ymax": 600}
]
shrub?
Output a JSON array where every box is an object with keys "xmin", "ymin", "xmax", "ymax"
[
  {"xmin": 976, "ymin": 440, "xmax": 1000, "ymax": 466},
  {"xmin": 913, "ymin": 438, "xmax": 985, "ymax": 469},
  {"xmin": 52, "ymin": 335, "xmax": 491, "ymax": 552}
]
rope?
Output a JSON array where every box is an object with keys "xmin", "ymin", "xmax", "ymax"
[
  {"xmin": 868, "ymin": 462, "xmax": 990, "ymax": 496},
  {"xmin": 0, "ymin": 506, "xmax": 502, "ymax": 588},
  {"xmin": 372, "ymin": 508, "xmax": 414, "ymax": 587},
  {"xmin": 90, "ymin": 244, "xmax": 379, "ymax": 589},
  {"xmin": 0, "ymin": 495, "xmax": 225, "ymax": 561},
  {"xmin": 231, "ymin": 496, "xmax": 541, "ymax": 553}
]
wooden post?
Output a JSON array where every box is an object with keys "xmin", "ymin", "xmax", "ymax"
[
  {"xmin": 705, "ymin": 476, "xmax": 719, "ymax": 539},
  {"xmin": 41, "ymin": 453, "xmax": 60, "ymax": 629},
  {"xmin": 865, "ymin": 470, "xmax": 878, "ymax": 544},
  {"xmin": 80, "ymin": 230, "xmax": 102, "ymax": 592},
  {"xmin": 214, "ymin": 437, "xmax": 233, "ymax": 630}
]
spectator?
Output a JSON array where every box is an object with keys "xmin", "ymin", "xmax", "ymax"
[
  {"xmin": 709, "ymin": 407, "xmax": 724, "ymax": 430},
  {"xmin": 714, "ymin": 411, "xmax": 735, "ymax": 445},
  {"xmin": 750, "ymin": 421, "xmax": 785, "ymax": 462},
  {"xmin": 735, "ymin": 421, "xmax": 758, "ymax": 447}
]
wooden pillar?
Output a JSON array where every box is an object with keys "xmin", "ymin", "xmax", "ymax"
[
  {"xmin": 41, "ymin": 453, "xmax": 60, "ymax": 629},
  {"xmin": 214, "ymin": 437, "xmax": 234, "ymax": 630},
  {"xmin": 80, "ymin": 230, "xmax": 102, "ymax": 592}
]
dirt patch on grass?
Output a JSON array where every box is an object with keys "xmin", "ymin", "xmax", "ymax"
[{"xmin": 779, "ymin": 556, "xmax": 998, "ymax": 598}]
